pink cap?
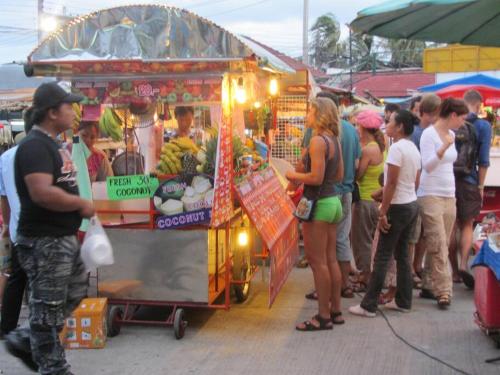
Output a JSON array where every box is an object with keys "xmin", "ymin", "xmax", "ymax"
[{"xmin": 355, "ymin": 110, "xmax": 383, "ymax": 129}]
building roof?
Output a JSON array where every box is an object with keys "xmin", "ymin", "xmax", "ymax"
[
  {"xmin": 341, "ymin": 69, "xmax": 435, "ymax": 98},
  {"xmin": 241, "ymin": 37, "xmax": 329, "ymax": 80}
]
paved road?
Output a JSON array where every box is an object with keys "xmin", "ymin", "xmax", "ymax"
[{"xmin": 1, "ymin": 268, "xmax": 499, "ymax": 375}]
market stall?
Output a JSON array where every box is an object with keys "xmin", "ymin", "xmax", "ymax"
[{"xmin": 26, "ymin": 5, "xmax": 300, "ymax": 339}]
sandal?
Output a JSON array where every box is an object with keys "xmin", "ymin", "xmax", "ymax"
[
  {"xmin": 305, "ymin": 291, "xmax": 318, "ymax": 300},
  {"xmin": 331, "ymin": 311, "xmax": 345, "ymax": 325},
  {"xmin": 341, "ymin": 287, "xmax": 354, "ymax": 299},
  {"xmin": 296, "ymin": 257, "xmax": 309, "ymax": 269},
  {"xmin": 296, "ymin": 314, "xmax": 333, "ymax": 331},
  {"xmin": 378, "ymin": 294, "xmax": 393, "ymax": 305},
  {"xmin": 437, "ymin": 295, "xmax": 451, "ymax": 309}
]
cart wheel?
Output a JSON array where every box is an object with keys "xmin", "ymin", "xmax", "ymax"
[
  {"xmin": 234, "ymin": 264, "xmax": 251, "ymax": 303},
  {"xmin": 173, "ymin": 308, "xmax": 186, "ymax": 340},
  {"xmin": 107, "ymin": 306, "xmax": 123, "ymax": 338}
]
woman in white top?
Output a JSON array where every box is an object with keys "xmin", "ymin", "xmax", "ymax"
[
  {"xmin": 349, "ymin": 110, "xmax": 421, "ymax": 317},
  {"xmin": 417, "ymin": 98, "xmax": 468, "ymax": 309}
]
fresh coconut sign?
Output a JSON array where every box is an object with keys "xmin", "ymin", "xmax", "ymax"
[
  {"xmin": 106, "ymin": 175, "xmax": 159, "ymax": 200},
  {"xmin": 154, "ymin": 174, "xmax": 214, "ymax": 229}
]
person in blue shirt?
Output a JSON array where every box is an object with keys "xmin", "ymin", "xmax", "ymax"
[
  {"xmin": 450, "ymin": 90, "xmax": 492, "ymax": 289},
  {"xmin": 0, "ymin": 118, "xmax": 31, "ymax": 338},
  {"xmin": 410, "ymin": 93, "xmax": 441, "ymax": 151}
]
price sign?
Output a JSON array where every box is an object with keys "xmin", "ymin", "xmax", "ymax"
[
  {"xmin": 234, "ymin": 167, "xmax": 299, "ymax": 306},
  {"xmin": 106, "ymin": 175, "xmax": 159, "ymax": 200}
]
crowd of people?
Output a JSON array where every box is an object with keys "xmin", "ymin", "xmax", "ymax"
[
  {"xmin": 289, "ymin": 90, "xmax": 492, "ymax": 330},
  {"xmin": 0, "ymin": 81, "xmax": 494, "ymax": 372}
]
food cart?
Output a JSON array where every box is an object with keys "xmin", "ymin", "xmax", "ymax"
[{"xmin": 26, "ymin": 5, "xmax": 300, "ymax": 339}]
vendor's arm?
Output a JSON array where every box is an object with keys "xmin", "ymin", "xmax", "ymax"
[
  {"xmin": 286, "ymin": 136, "xmax": 325, "ymax": 186},
  {"xmin": 96, "ymin": 151, "xmax": 114, "ymax": 182}
]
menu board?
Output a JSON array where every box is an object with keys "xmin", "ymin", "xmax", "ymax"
[
  {"xmin": 210, "ymin": 116, "xmax": 234, "ymax": 227},
  {"xmin": 269, "ymin": 221, "xmax": 299, "ymax": 306},
  {"xmin": 235, "ymin": 167, "xmax": 299, "ymax": 307},
  {"xmin": 234, "ymin": 167, "xmax": 296, "ymax": 249}
]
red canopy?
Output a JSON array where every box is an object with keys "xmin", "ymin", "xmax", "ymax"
[{"xmin": 435, "ymin": 84, "xmax": 500, "ymax": 107}]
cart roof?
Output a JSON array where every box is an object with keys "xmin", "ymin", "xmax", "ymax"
[{"xmin": 28, "ymin": 5, "xmax": 295, "ymax": 75}]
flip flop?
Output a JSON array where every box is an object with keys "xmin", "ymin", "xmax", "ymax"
[
  {"xmin": 331, "ymin": 311, "xmax": 345, "ymax": 325},
  {"xmin": 296, "ymin": 314, "xmax": 333, "ymax": 332},
  {"xmin": 305, "ymin": 291, "xmax": 318, "ymax": 300},
  {"xmin": 458, "ymin": 270, "xmax": 475, "ymax": 290}
]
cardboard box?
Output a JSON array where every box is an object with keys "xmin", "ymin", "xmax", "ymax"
[{"xmin": 60, "ymin": 298, "xmax": 108, "ymax": 349}]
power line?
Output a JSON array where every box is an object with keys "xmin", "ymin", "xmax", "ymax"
[{"xmin": 207, "ymin": 0, "xmax": 272, "ymax": 18}]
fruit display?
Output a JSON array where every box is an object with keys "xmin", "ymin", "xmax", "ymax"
[
  {"xmin": 157, "ymin": 137, "xmax": 201, "ymax": 175},
  {"xmin": 98, "ymin": 108, "xmax": 123, "ymax": 141}
]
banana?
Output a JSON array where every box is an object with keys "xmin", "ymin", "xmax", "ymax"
[
  {"xmin": 163, "ymin": 143, "xmax": 181, "ymax": 153},
  {"xmin": 159, "ymin": 160, "xmax": 172, "ymax": 174},
  {"xmin": 160, "ymin": 155, "xmax": 179, "ymax": 174},
  {"xmin": 171, "ymin": 137, "xmax": 199, "ymax": 153}
]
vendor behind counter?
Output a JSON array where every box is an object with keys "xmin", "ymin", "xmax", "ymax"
[{"xmin": 79, "ymin": 121, "xmax": 113, "ymax": 182}]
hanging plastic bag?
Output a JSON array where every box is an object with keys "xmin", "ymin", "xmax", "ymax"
[
  {"xmin": 0, "ymin": 237, "xmax": 11, "ymax": 274},
  {"xmin": 81, "ymin": 216, "xmax": 114, "ymax": 272}
]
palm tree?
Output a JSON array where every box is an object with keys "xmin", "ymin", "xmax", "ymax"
[
  {"xmin": 310, "ymin": 13, "xmax": 342, "ymax": 69},
  {"xmin": 384, "ymin": 39, "xmax": 426, "ymax": 68}
]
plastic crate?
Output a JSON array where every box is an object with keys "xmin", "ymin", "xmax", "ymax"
[{"xmin": 474, "ymin": 266, "xmax": 500, "ymax": 329}]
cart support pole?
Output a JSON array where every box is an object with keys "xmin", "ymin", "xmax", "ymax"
[{"xmin": 224, "ymin": 222, "xmax": 231, "ymax": 310}]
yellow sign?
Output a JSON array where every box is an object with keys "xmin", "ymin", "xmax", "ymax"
[{"xmin": 424, "ymin": 45, "xmax": 500, "ymax": 73}]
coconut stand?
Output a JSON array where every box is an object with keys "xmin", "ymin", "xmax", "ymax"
[{"xmin": 25, "ymin": 5, "xmax": 300, "ymax": 339}]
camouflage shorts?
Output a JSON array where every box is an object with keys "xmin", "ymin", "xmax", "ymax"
[{"xmin": 15, "ymin": 235, "xmax": 87, "ymax": 375}]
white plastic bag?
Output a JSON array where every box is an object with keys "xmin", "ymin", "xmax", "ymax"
[{"xmin": 81, "ymin": 216, "xmax": 114, "ymax": 272}]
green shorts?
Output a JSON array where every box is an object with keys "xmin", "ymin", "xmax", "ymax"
[{"xmin": 313, "ymin": 196, "xmax": 343, "ymax": 224}]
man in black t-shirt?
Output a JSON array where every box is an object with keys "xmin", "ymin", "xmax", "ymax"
[{"xmin": 5, "ymin": 82, "xmax": 94, "ymax": 374}]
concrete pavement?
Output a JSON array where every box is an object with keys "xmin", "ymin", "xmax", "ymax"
[{"xmin": 1, "ymin": 267, "xmax": 499, "ymax": 375}]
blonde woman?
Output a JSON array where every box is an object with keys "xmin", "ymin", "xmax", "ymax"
[{"xmin": 286, "ymin": 98, "xmax": 344, "ymax": 331}]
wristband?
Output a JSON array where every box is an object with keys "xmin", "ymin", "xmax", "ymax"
[{"xmin": 478, "ymin": 185, "xmax": 484, "ymax": 190}]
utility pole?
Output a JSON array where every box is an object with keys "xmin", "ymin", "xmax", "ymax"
[
  {"xmin": 349, "ymin": 25, "xmax": 353, "ymax": 91},
  {"xmin": 302, "ymin": 0, "xmax": 309, "ymax": 65},
  {"xmin": 37, "ymin": 0, "xmax": 44, "ymax": 43}
]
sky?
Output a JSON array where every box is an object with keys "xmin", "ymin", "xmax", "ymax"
[{"xmin": 0, "ymin": 0, "xmax": 383, "ymax": 64}]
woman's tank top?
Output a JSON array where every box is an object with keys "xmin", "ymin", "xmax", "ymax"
[
  {"xmin": 303, "ymin": 134, "xmax": 340, "ymax": 200},
  {"xmin": 358, "ymin": 141, "xmax": 384, "ymax": 201}
]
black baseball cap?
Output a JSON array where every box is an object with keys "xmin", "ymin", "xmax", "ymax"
[{"xmin": 33, "ymin": 82, "xmax": 83, "ymax": 110}]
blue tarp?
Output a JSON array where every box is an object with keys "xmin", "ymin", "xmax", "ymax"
[
  {"xmin": 472, "ymin": 239, "xmax": 500, "ymax": 281},
  {"xmin": 419, "ymin": 74, "xmax": 500, "ymax": 92}
]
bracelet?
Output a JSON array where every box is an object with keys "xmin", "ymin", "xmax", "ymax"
[{"xmin": 478, "ymin": 185, "xmax": 485, "ymax": 190}]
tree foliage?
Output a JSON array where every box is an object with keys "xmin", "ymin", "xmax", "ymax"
[{"xmin": 309, "ymin": 13, "xmax": 425, "ymax": 71}]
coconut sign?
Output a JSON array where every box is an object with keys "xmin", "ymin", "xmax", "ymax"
[{"xmin": 154, "ymin": 174, "xmax": 214, "ymax": 229}]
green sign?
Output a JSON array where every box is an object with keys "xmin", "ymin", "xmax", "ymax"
[{"xmin": 107, "ymin": 175, "xmax": 160, "ymax": 201}]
